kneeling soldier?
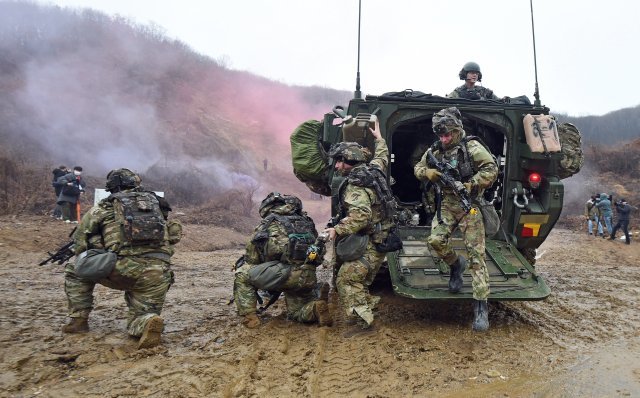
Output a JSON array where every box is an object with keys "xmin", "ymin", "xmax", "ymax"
[
  {"xmin": 234, "ymin": 192, "xmax": 331, "ymax": 328},
  {"xmin": 62, "ymin": 168, "xmax": 182, "ymax": 348}
]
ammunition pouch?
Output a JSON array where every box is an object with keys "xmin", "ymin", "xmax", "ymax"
[
  {"xmin": 75, "ymin": 249, "xmax": 117, "ymax": 282},
  {"xmin": 247, "ymin": 261, "xmax": 292, "ymax": 291},
  {"xmin": 336, "ymin": 233, "xmax": 369, "ymax": 262}
]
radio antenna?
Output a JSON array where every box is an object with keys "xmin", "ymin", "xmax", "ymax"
[
  {"xmin": 354, "ymin": 0, "xmax": 362, "ymax": 99},
  {"xmin": 529, "ymin": 0, "xmax": 541, "ymax": 106}
]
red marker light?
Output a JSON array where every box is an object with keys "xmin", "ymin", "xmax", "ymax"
[{"xmin": 528, "ymin": 172, "xmax": 541, "ymax": 189}]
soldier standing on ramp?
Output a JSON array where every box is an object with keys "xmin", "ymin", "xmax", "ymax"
[{"xmin": 414, "ymin": 107, "xmax": 498, "ymax": 331}]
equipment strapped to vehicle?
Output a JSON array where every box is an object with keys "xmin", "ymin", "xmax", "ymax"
[
  {"xmin": 523, "ymin": 114, "xmax": 561, "ymax": 155},
  {"xmin": 110, "ymin": 191, "xmax": 166, "ymax": 246},
  {"xmin": 290, "ymin": 120, "xmax": 331, "ymax": 196},
  {"xmin": 556, "ymin": 122, "xmax": 584, "ymax": 179}
]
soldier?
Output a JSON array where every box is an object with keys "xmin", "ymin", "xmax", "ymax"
[
  {"xmin": 585, "ymin": 194, "xmax": 603, "ymax": 236},
  {"xmin": 414, "ymin": 107, "xmax": 498, "ymax": 332},
  {"xmin": 234, "ymin": 192, "xmax": 331, "ymax": 328},
  {"xmin": 324, "ymin": 119, "xmax": 392, "ymax": 337},
  {"xmin": 62, "ymin": 168, "xmax": 182, "ymax": 349},
  {"xmin": 448, "ymin": 62, "xmax": 499, "ymax": 100}
]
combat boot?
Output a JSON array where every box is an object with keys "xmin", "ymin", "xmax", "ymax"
[
  {"xmin": 242, "ymin": 313, "xmax": 261, "ymax": 329},
  {"xmin": 314, "ymin": 300, "xmax": 332, "ymax": 326},
  {"xmin": 448, "ymin": 255, "xmax": 467, "ymax": 293},
  {"xmin": 138, "ymin": 315, "xmax": 164, "ymax": 349},
  {"xmin": 472, "ymin": 300, "xmax": 489, "ymax": 332},
  {"xmin": 62, "ymin": 317, "xmax": 89, "ymax": 333}
]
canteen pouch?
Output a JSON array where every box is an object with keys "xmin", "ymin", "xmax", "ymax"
[
  {"xmin": 477, "ymin": 199, "xmax": 500, "ymax": 237},
  {"xmin": 374, "ymin": 230, "xmax": 403, "ymax": 253},
  {"xmin": 247, "ymin": 260, "xmax": 292, "ymax": 291},
  {"xmin": 75, "ymin": 249, "xmax": 117, "ymax": 282},
  {"xmin": 336, "ymin": 233, "xmax": 369, "ymax": 261}
]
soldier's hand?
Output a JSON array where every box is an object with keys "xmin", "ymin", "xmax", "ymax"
[
  {"xmin": 424, "ymin": 168, "xmax": 441, "ymax": 183},
  {"xmin": 324, "ymin": 227, "xmax": 337, "ymax": 242},
  {"xmin": 463, "ymin": 182, "xmax": 473, "ymax": 193},
  {"xmin": 369, "ymin": 118, "xmax": 382, "ymax": 140}
]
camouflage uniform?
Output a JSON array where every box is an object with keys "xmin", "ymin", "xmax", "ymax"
[
  {"xmin": 64, "ymin": 187, "xmax": 177, "ymax": 337},
  {"xmin": 234, "ymin": 201, "xmax": 325, "ymax": 323},
  {"xmin": 448, "ymin": 85, "xmax": 499, "ymax": 100},
  {"xmin": 333, "ymin": 138, "xmax": 389, "ymax": 326},
  {"xmin": 414, "ymin": 110, "xmax": 498, "ymax": 301}
]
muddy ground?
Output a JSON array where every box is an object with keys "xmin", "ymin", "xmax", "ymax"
[{"xmin": 1, "ymin": 215, "xmax": 639, "ymax": 398}]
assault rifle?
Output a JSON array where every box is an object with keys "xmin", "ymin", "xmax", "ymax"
[
  {"xmin": 39, "ymin": 227, "xmax": 77, "ymax": 266},
  {"xmin": 426, "ymin": 151, "xmax": 472, "ymax": 213}
]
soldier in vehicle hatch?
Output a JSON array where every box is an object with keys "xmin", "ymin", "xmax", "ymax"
[
  {"xmin": 414, "ymin": 107, "xmax": 498, "ymax": 332},
  {"xmin": 448, "ymin": 61, "xmax": 499, "ymax": 100}
]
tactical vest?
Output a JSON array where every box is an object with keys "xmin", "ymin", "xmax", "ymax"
[
  {"xmin": 102, "ymin": 191, "xmax": 168, "ymax": 254},
  {"xmin": 337, "ymin": 164, "xmax": 398, "ymax": 231},
  {"xmin": 454, "ymin": 85, "xmax": 494, "ymax": 100},
  {"xmin": 253, "ymin": 213, "xmax": 318, "ymax": 265},
  {"xmin": 432, "ymin": 136, "xmax": 496, "ymax": 195}
]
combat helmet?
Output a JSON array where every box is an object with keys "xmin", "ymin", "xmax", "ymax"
[
  {"xmin": 328, "ymin": 142, "xmax": 372, "ymax": 164},
  {"xmin": 105, "ymin": 168, "xmax": 141, "ymax": 192},
  {"xmin": 458, "ymin": 61, "xmax": 482, "ymax": 81},
  {"xmin": 259, "ymin": 192, "xmax": 303, "ymax": 218},
  {"xmin": 432, "ymin": 107, "xmax": 464, "ymax": 135}
]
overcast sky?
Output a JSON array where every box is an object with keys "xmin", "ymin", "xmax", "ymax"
[{"xmin": 37, "ymin": 0, "xmax": 640, "ymax": 116}]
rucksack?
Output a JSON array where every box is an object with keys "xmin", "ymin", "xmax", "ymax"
[
  {"xmin": 557, "ymin": 122, "xmax": 584, "ymax": 179},
  {"xmin": 255, "ymin": 212, "xmax": 318, "ymax": 265},
  {"xmin": 110, "ymin": 191, "xmax": 166, "ymax": 246},
  {"xmin": 290, "ymin": 120, "xmax": 332, "ymax": 196}
]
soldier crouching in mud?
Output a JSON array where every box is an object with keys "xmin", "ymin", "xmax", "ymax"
[
  {"xmin": 62, "ymin": 168, "xmax": 182, "ymax": 349},
  {"xmin": 414, "ymin": 107, "xmax": 498, "ymax": 332},
  {"xmin": 233, "ymin": 192, "xmax": 332, "ymax": 328}
]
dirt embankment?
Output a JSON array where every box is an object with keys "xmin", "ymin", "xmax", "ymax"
[{"xmin": 0, "ymin": 216, "xmax": 639, "ymax": 397}]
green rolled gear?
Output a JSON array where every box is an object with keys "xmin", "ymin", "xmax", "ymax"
[
  {"xmin": 290, "ymin": 120, "xmax": 331, "ymax": 196},
  {"xmin": 74, "ymin": 249, "xmax": 117, "ymax": 282},
  {"xmin": 247, "ymin": 260, "xmax": 292, "ymax": 291}
]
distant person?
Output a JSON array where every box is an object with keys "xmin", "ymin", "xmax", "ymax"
[
  {"xmin": 585, "ymin": 194, "xmax": 603, "ymax": 236},
  {"xmin": 263, "ymin": 159, "xmax": 268, "ymax": 171},
  {"xmin": 51, "ymin": 165, "xmax": 69, "ymax": 220},
  {"xmin": 610, "ymin": 199, "xmax": 634, "ymax": 245},
  {"xmin": 55, "ymin": 166, "xmax": 85, "ymax": 223},
  {"xmin": 595, "ymin": 193, "xmax": 613, "ymax": 238},
  {"xmin": 448, "ymin": 62, "xmax": 499, "ymax": 100},
  {"xmin": 63, "ymin": 168, "xmax": 182, "ymax": 349},
  {"xmin": 234, "ymin": 192, "xmax": 331, "ymax": 329}
]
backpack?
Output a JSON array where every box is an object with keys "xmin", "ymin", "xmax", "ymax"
[
  {"xmin": 290, "ymin": 120, "xmax": 332, "ymax": 196},
  {"xmin": 254, "ymin": 212, "xmax": 318, "ymax": 265},
  {"xmin": 557, "ymin": 122, "xmax": 584, "ymax": 179},
  {"xmin": 110, "ymin": 191, "xmax": 166, "ymax": 246}
]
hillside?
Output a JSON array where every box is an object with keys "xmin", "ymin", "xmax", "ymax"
[{"xmin": 0, "ymin": 1, "xmax": 349, "ymax": 217}]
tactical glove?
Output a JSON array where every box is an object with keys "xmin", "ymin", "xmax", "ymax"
[
  {"xmin": 424, "ymin": 168, "xmax": 442, "ymax": 183},
  {"xmin": 463, "ymin": 182, "xmax": 473, "ymax": 193}
]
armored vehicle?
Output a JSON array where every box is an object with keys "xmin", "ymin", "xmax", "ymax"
[{"xmin": 291, "ymin": 90, "xmax": 583, "ymax": 301}]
